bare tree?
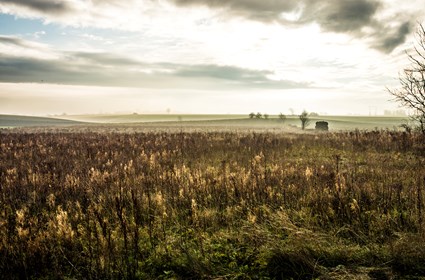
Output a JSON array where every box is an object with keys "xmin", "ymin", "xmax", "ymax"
[
  {"xmin": 278, "ymin": 112, "xmax": 286, "ymax": 123},
  {"xmin": 388, "ymin": 23, "xmax": 425, "ymax": 134},
  {"xmin": 255, "ymin": 112, "xmax": 262, "ymax": 119},
  {"xmin": 299, "ymin": 110, "xmax": 310, "ymax": 130}
]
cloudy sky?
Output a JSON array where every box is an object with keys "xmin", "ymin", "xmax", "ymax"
[{"xmin": 0, "ymin": 0, "xmax": 424, "ymax": 116}]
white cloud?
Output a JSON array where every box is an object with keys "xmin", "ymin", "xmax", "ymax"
[
  {"xmin": 33, "ymin": 30, "xmax": 45, "ymax": 38},
  {"xmin": 1, "ymin": 0, "xmax": 423, "ymax": 52},
  {"xmin": 0, "ymin": 1, "xmax": 423, "ymax": 115}
]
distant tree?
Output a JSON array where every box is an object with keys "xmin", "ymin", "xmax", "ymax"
[
  {"xmin": 309, "ymin": 112, "xmax": 319, "ymax": 117},
  {"xmin": 249, "ymin": 112, "xmax": 255, "ymax": 119},
  {"xmin": 279, "ymin": 112, "xmax": 286, "ymax": 123},
  {"xmin": 388, "ymin": 23, "xmax": 425, "ymax": 134},
  {"xmin": 264, "ymin": 114, "xmax": 269, "ymax": 120},
  {"xmin": 299, "ymin": 110, "xmax": 311, "ymax": 130},
  {"xmin": 255, "ymin": 112, "xmax": 262, "ymax": 119}
]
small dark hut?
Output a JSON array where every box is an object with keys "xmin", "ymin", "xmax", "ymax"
[{"xmin": 315, "ymin": 121, "xmax": 329, "ymax": 131}]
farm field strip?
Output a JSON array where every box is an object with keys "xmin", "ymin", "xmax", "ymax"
[{"xmin": 1, "ymin": 114, "xmax": 408, "ymax": 131}]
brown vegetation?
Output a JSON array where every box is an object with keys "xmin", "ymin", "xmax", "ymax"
[{"xmin": 0, "ymin": 129, "xmax": 424, "ymax": 279}]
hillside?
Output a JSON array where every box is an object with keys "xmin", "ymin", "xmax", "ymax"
[
  {"xmin": 0, "ymin": 115, "xmax": 85, "ymax": 128},
  {"xmin": 2, "ymin": 114, "xmax": 409, "ymax": 131},
  {"xmin": 60, "ymin": 114, "xmax": 408, "ymax": 131}
]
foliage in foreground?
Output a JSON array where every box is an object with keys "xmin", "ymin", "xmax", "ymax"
[{"xmin": 0, "ymin": 129, "xmax": 424, "ymax": 279}]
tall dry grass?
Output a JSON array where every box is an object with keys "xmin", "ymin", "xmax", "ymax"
[{"xmin": 0, "ymin": 129, "xmax": 424, "ymax": 279}]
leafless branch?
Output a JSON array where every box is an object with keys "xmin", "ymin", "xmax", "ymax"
[{"xmin": 388, "ymin": 23, "xmax": 425, "ymax": 133}]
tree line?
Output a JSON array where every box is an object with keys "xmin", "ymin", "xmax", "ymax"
[{"xmin": 248, "ymin": 110, "xmax": 315, "ymax": 130}]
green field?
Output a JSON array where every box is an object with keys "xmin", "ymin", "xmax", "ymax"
[
  {"xmin": 59, "ymin": 114, "xmax": 248, "ymax": 123},
  {"xmin": 1, "ymin": 114, "xmax": 408, "ymax": 131},
  {"xmin": 0, "ymin": 114, "xmax": 83, "ymax": 128}
]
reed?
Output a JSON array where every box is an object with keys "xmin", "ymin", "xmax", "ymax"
[{"xmin": 0, "ymin": 129, "xmax": 424, "ymax": 279}]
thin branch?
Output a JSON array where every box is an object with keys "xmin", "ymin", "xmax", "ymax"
[{"xmin": 388, "ymin": 23, "xmax": 425, "ymax": 132}]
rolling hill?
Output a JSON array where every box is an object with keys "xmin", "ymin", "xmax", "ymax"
[
  {"xmin": 1, "ymin": 113, "xmax": 408, "ymax": 131},
  {"xmin": 0, "ymin": 115, "xmax": 85, "ymax": 128}
]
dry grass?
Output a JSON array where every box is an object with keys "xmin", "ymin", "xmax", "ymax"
[{"xmin": 0, "ymin": 129, "xmax": 424, "ymax": 279}]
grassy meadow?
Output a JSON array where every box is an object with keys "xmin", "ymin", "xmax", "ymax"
[
  {"xmin": 0, "ymin": 126, "xmax": 424, "ymax": 279},
  {"xmin": 1, "ymin": 114, "xmax": 408, "ymax": 132},
  {"xmin": 0, "ymin": 114, "xmax": 83, "ymax": 128},
  {"xmin": 60, "ymin": 114, "xmax": 407, "ymax": 131},
  {"xmin": 57, "ymin": 114, "xmax": 247, "ymax": 124}
]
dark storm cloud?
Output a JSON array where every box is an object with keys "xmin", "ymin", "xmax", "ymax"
[
  {"xmin": 373, "ymin": 21, "xmax": 412, "ymax": 53},
  {"xmin": 0, "ymin": 55, "xmax": 102, "ymax": 85},
  {"xmin": 170, "ymin": 0, "xmax": 381, "ymax": 31},
  {"xmin": 302, "ymin": 0, "xmax": 381, "ymax": 32},
  {"xmin": 0, "ymin": 0, "xmax": 417, "ymax": 52},
  {"xmin": 0, "ymin": 52, "xmax": 308, "ymax": 89},
  {"xmin": 0, "ymin": 55, "xmax": 176, "ymax": 87},
  {"xmin": 168, "ymin": 0, "xmax": 414, "ymax": 52},
  {"xmin": 0, "ymin": 0, "xmax": 72, "ymax": 15},
  {"xmin": 0, "ymin": 54, "xmax": 172, "ymax": 87},
  {"xmin": 172, "ymin": 0, "xmax": 298, "ymax": 21}
]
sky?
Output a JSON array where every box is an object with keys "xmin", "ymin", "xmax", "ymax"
[{"xmin": 0, "ymin": 0, "xmax": 424, "ymax": 116}]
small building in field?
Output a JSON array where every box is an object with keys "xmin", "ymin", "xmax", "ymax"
[{"xmin": 315, "ymin": 121, "xmax": 329, "ymax": 131}]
